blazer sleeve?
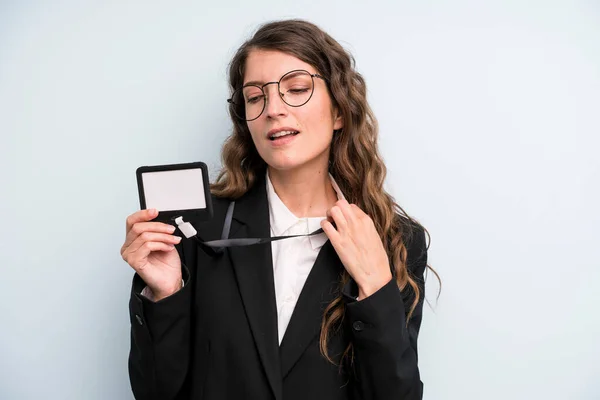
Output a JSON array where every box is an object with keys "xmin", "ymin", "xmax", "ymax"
[
  {"xmin": 343, "ymin": 223, "xmax": 428, "ymax": 400},
  {"xmin": 128, "ymin": 244, "xmax": 193, "ymax": 400}
]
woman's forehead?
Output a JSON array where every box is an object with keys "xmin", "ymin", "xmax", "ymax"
[{"xmin": 243, "ymin": 49, "xmax": 316, "ymax": 84}]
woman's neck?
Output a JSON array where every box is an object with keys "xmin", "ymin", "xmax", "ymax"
[{"xmin": 267, "ymin": 165, "xmax": 338, "ymax": 218}]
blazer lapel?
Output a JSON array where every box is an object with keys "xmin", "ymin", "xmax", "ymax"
[
  {"xmin": 279, "ymin": 240, "xmax": 344, "ymax": 378},
  {"xmin": 227, "ymin": 172, "xmax": 282, "ymax": 400}
]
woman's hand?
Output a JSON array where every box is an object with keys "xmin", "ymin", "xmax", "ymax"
[
  {"xmin": 321, "ymin": 200, "xmax": 392, "ymax": 299},
  {"xmin": 120, "ymin": 208, "xmax": 183, "ymax": 301}
]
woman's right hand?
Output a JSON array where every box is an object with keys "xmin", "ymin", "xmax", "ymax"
[{"xmin": 121, "ymin": 208, "xmax": 183, "ymax": 301}]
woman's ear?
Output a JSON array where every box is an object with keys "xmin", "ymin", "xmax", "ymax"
[{"xmin": 333, "ymin": 109, "xmax": 344, "ymax": 131}]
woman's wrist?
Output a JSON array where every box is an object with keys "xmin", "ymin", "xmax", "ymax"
[
  {"xmin": 357, "ymin": 273, "xmax": 393, "ymax": 300},
  {"xmin": 152, "ymin": 279, "xmax": 184, "ymax": 302}
]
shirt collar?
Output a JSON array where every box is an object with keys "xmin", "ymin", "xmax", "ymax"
[{"xmin": 266, "ymin": 169, "xmax": 346, "ymax": 250}]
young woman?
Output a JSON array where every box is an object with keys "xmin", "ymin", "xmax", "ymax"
[{"xmin": 121, "ymin": 19, "xmax": 433, "ymax": 400}]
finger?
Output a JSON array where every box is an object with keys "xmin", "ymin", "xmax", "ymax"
[
  {"xmin": 134, "ymin": 221, "xmax": 177, "ymax": 234},
  {"xmin": 125, "ymin": 241, "xmax": 177, "ymax": 271},
  {"xmin": 320, "ymin": 219, "xmax": 340, "ymax": 242},
  {"xmin": 126, "ymin": 209, "xmax": 158, "ymax": 233},
  {"xmin": 337, "ymin": 200, "xmax": 358, "ymax": 228},
  {"xmin": 125, "ymin": 231, "xmax": 182, "ymax": 255},
  {"xmin": 349, "ymin": 203, "xmax": 367, "ymax": 219},
  {"xmin": 329, "ymin": 206, "xmax": 348, "ymax": 234},
  {"xmin": 350, "ymin": 205, "xmax": 375, "ymax": 231},
  {"xmin": 123, "ymin": 221, "xmax": 176, "ymax": 250}
]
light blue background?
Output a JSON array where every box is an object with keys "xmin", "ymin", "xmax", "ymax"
[{"xmin": 1, "ymin": 1, "xmax": 599, "ymax": 399}]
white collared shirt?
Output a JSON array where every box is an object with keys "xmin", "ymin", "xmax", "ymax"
[{"xmin": 265, "ymin": 170, "xmax": 346, "ymax": 344}]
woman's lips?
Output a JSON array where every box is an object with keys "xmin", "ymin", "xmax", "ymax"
[{"xmin": 269, "ymin": 132, "xmax": 299, "ymax": 146}]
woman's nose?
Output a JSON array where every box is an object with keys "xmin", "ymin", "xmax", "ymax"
[{"xmin": 263, "ymin": 84, "xmax": 287, "ymax": 118}]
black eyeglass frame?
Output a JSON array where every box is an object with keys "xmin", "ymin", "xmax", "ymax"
[{"xmin": 227, "ymin": 69, "xmax": 328, "ymax": 121}]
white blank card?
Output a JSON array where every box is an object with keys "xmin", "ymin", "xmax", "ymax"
[{"xmin": 141, "ymin": 168, "xmax": 206, "ymax": 211}]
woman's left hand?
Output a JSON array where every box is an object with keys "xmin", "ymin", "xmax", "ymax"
[{"xmin": 320, "ymin": 199, "xmax": 393, "ymax": 300}]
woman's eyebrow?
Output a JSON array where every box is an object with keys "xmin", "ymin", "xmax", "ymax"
[
  {"xmin": 243, "ymin": 79, "xmax": 264, "ymax": 87},
  {"xmin": 243, "ymin": 71, "xmax": 313, "ymax": 87}
]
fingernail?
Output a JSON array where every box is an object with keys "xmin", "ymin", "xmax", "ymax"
[
  {"xmin": 174, "ymin": 236, "xmax": 181, "ymax": 243},
  {"xmin": 168, "ymin": 225, "xmax": 176, "ymax": 233}
]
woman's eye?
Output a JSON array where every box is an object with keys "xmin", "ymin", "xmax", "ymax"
[
  {"xmin": 246, "ymin": 95, "xmax": 264, "ymax": 104},
  {"xmin": 288, "ymin": 88, "xmax": 310, "ymax": 94}
]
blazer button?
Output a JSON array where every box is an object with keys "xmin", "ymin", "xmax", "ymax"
[
  {"xmin": 135, "ymin": 314, "xmax": 144, "ymax": 326},
  {"xmin": 353, "ymin": 321, "xmax": 364, "ymax": 331}
]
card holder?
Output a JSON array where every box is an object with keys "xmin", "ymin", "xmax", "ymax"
[{"xmin": 136, "ymin": 161, "xmax": 213, "ymax": 224}]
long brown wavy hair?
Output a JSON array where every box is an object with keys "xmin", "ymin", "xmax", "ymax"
[{"xmin": 210, "ymin": 19, "xmax": 438, "ymax": 366}]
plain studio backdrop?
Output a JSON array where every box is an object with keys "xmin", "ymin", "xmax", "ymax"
[{"xmin": 1, "ymin": 1, "xmax": 598, "ymax": 399}]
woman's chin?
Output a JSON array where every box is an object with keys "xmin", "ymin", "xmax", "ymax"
[{"xmin": 267, "ymin": 162, "xmax": 302, "ymax": 172}]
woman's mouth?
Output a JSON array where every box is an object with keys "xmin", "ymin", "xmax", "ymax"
[{"xmin": 268, "ymin": 130, "xmax": 299, "ymax": 146}]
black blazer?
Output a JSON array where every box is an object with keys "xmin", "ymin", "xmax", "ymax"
[{"xmin": 128, "ymin": 171, "xmax": 428, "ymax": 400}]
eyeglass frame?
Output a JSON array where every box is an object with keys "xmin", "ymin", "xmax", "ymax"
[{"xmin": 227, "ymin": 69, "xmax": 328, "ymax": 121}]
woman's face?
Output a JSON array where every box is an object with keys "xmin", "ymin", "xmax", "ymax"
[{"xmin": 242, "ymin": 49, "xmax": 343, "ymax": 172}]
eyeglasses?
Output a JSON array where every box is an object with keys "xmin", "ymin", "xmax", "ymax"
[{"xmin": 227, "ymin": 69, "xmax": 327, "ymax": 121}]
